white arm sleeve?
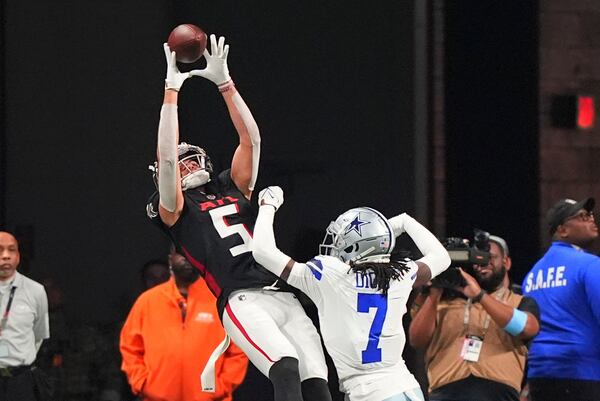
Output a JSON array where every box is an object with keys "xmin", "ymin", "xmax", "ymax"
[
  {"xmin": 402, "ymin": 214, "xmax": 451, "ymax": 279},
  {"xmin": 387, "ymin": 213, "xmax": 407, "ymax": 237},
  {"xmin": 232, "ymin": 92, "xmax": 260, "ymax": 190},
  {"xmin": 252, "ymin": 205, "xmax": 293, "ymax": 277},
  {"xmin": 157, "ymin": 104, "xmax": 179, "ymax": 212}
]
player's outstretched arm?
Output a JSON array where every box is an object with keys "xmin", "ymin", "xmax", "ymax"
[
  {"xmin": 190, "ymin": 35, "xmax": 260, "ymax": 199},
  {"xmin": 157, "ymin": 44, "xmax": 187, "ymax": 226},
  {"xmin": 252, "ymin": 187, "xmax": 293, "ymax": 279},
  {"xmin": 253, "ymin": 187, "xmax": 324, "ymax": 303},
  {"xmin": 388, "ymin": 213, "xmax": 451, "ymax": 286}
]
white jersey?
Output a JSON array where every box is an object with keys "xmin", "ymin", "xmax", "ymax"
[{"xmin": 288, "ymin": 255, "xmax": 421, "ymax": 401}]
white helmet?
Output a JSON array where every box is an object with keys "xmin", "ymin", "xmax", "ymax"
[
  {"xmin": 319, "ymin": 207, "xmax": 395, "ymax": 263},
  {"xmin": 178, "ymin": 143, "xmax": 213, "ymax": 190},
  {"xmin": 149, "ymin": 142, "xmax": 213, "ymax": 191}
]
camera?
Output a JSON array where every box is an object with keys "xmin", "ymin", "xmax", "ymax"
[{"xmin": 432, "ymin": 229, "xmax": 491, "ymax": 288}]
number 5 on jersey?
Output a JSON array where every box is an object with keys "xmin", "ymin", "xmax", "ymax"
[{"xmin": 209, "ymin": 204, "xmax": 252, "ymax": 256}]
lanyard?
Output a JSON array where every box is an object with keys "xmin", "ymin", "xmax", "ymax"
[
  {"xmin": 463, "ymin": 287, "xmax": 506, "ymax": 339},
  {"xmin": 0, "ymin": 286, "xmax": 17, "ymax": 336}
]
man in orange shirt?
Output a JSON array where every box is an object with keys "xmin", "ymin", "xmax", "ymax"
[{"xmin": 120, "ymin": 249, "xmax": 248, "ymax": 401}]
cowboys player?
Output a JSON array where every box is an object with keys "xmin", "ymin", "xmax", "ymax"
[
  {"xmin": 252, "ymin": 187, "xmax": 451, "ymax": 401},
  {"xmin": 147, "ymin": 36, "xmax": 331, "ymax": 401}
]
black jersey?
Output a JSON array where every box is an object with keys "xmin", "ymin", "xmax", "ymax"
[{"xmin": 147, "ymin": 169, "xmax": 287, "ymax": 315}]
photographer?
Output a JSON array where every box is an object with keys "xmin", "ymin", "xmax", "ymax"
[{"xmin": 409, "ymin": 235, "xmax": 540, "ymax": 401}]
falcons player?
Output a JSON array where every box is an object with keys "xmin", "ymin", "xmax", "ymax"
[
  {"xmin": 252, "ymin": 187, "xmax": 451, "ymax": 401},
  {"xmin": 147, "ymin": 36, "xmax": 331, "ymax": 401}
]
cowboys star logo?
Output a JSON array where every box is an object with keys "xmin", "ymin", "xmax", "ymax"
[{"xmin": 344, "ymin": 214, "xmax": 370, "ymax": 236}]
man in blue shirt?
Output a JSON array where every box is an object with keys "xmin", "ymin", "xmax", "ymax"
[{"xmin": 522, "ymin": 197, "xmax": 600, "ymax": 401}]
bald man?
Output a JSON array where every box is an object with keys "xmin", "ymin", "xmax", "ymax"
[{"xmin": 0, "ymin": 232, "xmax": 50, "ymax": 401}]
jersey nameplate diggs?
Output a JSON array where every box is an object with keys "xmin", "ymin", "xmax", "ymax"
[
  {"xmin": 524, "ymin": 266, "xmax": 568, "ymax": 292},
  {"xmin": 355, "ymin": 272, "xmax": 379, "ymax": 289},
  {"xmin": 198, "ymin": 196, "xmax": 239, "ymax": 212}
]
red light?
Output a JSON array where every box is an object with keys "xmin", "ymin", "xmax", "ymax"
[{"xmin": 577, "ymin": 96, "xmax": 595, "ymax": 129}]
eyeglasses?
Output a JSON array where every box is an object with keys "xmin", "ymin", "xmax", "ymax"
[{"xmin": 564, "ymin": 210, "xmax": 595, "ymax": 223}]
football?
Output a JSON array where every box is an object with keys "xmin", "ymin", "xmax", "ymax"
[{"xmin": 167, "ymin": 24, "xmax": 207, "ymax": 63}]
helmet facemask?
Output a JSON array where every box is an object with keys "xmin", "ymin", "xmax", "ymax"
[
  {"xmin": 148, "ymin": 143, "xmax": 213, "ymax": 191},
  {"xmin": 319, "ymin": 220, "xmax": 346, "ymax": 258},
  {"xmin": 179, "ymin": 148, "xmax": 213, "ymax": 191}
]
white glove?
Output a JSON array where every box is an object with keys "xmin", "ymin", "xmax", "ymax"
[
  {"xmin": 258, "ymin": 186, "xmax": 284, "ymax": 211},
  {"xmin": 189, "ymin": 34, "xmax": 231, "ymax": 86},
  {"xmin": 163, "ymin": 43, "xmax": 191, "ymax": 91}
]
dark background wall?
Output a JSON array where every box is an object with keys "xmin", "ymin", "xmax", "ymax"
[
  {"xmin": 3, "ymin": 1, "xmax": 416, "ymax": 323},
  {"xmin": 444, "ymin": 1, "xmax": 540, "ymax": 281}
]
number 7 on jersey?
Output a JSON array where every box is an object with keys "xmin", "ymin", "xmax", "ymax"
[{"xmin": 357, "ymin": 293, "xmax": 388, "ymax": 364}]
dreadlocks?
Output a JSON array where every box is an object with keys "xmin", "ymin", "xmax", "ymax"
[{"xmin": 348, "ymin": 259, "xmax": 412, "ymax": 295}]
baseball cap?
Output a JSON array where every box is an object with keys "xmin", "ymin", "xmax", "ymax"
[
  {"xmin": 547, "ymin": 197, "xmax": 595, "ymax": 234},
  {"xmin": 489, "ymin": 235, "xmax": 509, "ymax": 256}
]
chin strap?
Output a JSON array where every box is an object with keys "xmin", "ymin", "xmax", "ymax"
[
  {"xmin": 353, "ymin": 254, "xmax": 391, "ymax": 265},
  {"xmin": 181, "ymin": 170, "xmax": 211, "ymax": 190}
]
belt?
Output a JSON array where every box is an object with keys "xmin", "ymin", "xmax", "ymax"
[{"xmin": 0, "ymin": 365, "xmax": 31, "ymax": 377}]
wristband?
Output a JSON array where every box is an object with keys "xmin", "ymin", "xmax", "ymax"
[
  {"xmin": 218, "ymin": 80, "xmax": 235, "ymax": 93},
  {"xmin": 260, "ymin": 201, "xmax": 278, "ymax": 211},
  {"xmin": 165, "ymin": 83, "xmax": 180, "ymax": 92},
  {"xmin": 504, "ymin": 308, "xmax": 528, "ymax": 336},
  {"xmin": 471, "ymin": 289, "xmax": 486, "ymax": 303}
]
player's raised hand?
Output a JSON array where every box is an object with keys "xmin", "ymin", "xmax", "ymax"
[
  {"xmin": 164, "ymin": 43, "xmax": 191, "ymax": 91},
  {"xmin": 259, "ymin": 186, "xmax": 284, "ymax": 211},
  {"xmin": 189, "ymin": 34, "xmax": 231, "ymax": 86}
]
